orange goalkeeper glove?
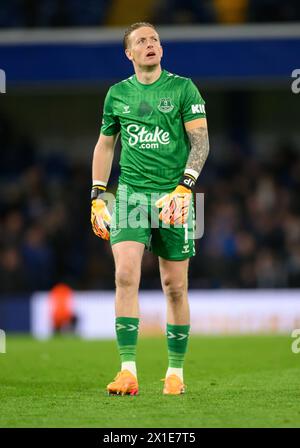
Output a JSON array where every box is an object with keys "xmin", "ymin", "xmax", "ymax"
[
  {"xmin": 155, "ymin": 185, "xmax": 192, "ymax": 225},
  {"xmin": 91, "ymin": 187, "xmax": 111, "ymax": 240}
]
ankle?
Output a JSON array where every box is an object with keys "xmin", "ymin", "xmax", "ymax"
[
  {"xmin": 121, "ymin": 361, "xmax": 137, "ymax": 377},
  {"xmin": 166, "ymin": 367, "xmax": 183, "ymax": 381}
]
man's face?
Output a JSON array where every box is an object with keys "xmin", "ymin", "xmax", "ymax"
[{"xmin": 125, "ymin": 26, "xmax": 163, "ymax": 68}]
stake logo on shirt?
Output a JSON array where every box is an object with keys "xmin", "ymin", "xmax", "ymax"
[{"xmin": 127, "ymin": 124, "xmax": 170, "ymax": 149}]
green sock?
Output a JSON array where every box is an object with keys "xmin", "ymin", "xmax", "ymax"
[
  {"xmin": 115, "ymin": 317, "xmax": 139, "ymax": 363},
  {"xmin": 166, "ymin": 323, "xmax": 190, "ymax": 368}
]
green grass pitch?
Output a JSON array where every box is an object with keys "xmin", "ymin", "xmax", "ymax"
[{"xmin": 0, "ymin": 335, "xmax": 299, "ymax": 428}]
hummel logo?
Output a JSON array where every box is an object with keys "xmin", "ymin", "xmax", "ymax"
[
  {"xmin": 123, "ymin": 105, "xmax": 130, "ymax": 114},
  {"xmin": 182, "ymin": 244, "xmax": 189, "ymax": 254}
]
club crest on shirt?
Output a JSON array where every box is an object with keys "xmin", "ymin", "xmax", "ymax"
[{"xmin": 157, "ymin": 98, "xmax": 174, "ymax": 113}]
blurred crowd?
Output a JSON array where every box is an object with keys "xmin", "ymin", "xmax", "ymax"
[
  {"xmin": 0, "ymin": 0, "xmax": 299, "ymax": 28},
  {"xmin": 154, "ymin": 0, "xmax": 300, "ymax": 24},
  {"xmin": 0, "ymin": 112, "xmax": 90, "ymax": 293},
  {"xmin": 1, "ymin": 111, "xmax": 300, "ymax": 294},
  {"xmin": 191, "ymin": 141, "xmax": 300, "ymax": 288},
  {"xmin": 0, "ymin": 0, "xmax": 110, "ymax": 28}
]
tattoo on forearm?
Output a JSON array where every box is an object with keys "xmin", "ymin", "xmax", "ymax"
[{"xmin": 186, "ymin": 127, "xmax": 209, "ymax": 174}]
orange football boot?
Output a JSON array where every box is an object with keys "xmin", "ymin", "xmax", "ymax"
[
  {"xmin": 107, "ymin": 370, "xmax": 139, "ymax": 396},
  {"xmin": 162, "ymin": 374, "xmax": 185, "ymax": 395}
]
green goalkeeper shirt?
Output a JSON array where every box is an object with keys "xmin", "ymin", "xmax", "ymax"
[{"xmin": 100, "ymin": 69, "xmax": 206, "ymax": 192}]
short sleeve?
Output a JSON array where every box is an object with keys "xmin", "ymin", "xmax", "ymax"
[
  {"xmin": 100, "ymin": 88, "xmax": 120, "ymax": 136},
  {"xmin": 181, "ymin": 79, "xmax": 206, "ymax": 123}
]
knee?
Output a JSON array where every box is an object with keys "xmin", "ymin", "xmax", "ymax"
[
  {"xmin": 115, "ymin": 265, "xmax": 139, "ymax": 289},
  {"xmin": 162, "ymin": 278, "xmax": 187, "ymax": 302}
]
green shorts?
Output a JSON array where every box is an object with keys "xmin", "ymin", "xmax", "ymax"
[{"xmin": 109, "ymin": 184, "xmax": 196, "ymax": 261}]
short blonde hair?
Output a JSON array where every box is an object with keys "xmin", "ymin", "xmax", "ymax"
[{"xmin": 123, "ymin": 22, "xmax": 158, "ymax": 49}]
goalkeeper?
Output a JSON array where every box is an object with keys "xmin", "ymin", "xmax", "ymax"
[{"xmin": 91, "ymin": 22, "xmax": 209, "ymax": 396}]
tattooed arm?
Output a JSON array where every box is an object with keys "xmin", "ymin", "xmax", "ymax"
[
  {"xmin": 184, "ymin": 117, "xmax": 209, "ymax": 176},
  {"xmin": 155, "ymin": 119, "xmax": 209, "ymax": 223},
  {"xmin": 177, "ymin": 118, "xmax": 209, "ymax": 190}
]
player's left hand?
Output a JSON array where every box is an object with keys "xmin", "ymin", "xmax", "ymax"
[
  {"xmin": 155, "ymin": 185, "xmax": 192, "ymax": 225},
  {"xmin": 91, "ymin": 198, "xmax": 111, "ymax": 240}
]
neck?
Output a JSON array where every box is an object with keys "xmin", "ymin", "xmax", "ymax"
[{"xmin": 134, "ymin": 65, "xmax": 162, "ymax": 85}]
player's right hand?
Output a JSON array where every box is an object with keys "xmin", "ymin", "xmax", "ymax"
[{"xmin": 91, "ymin": 198, "xmax": 111, "ymax": 240}]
